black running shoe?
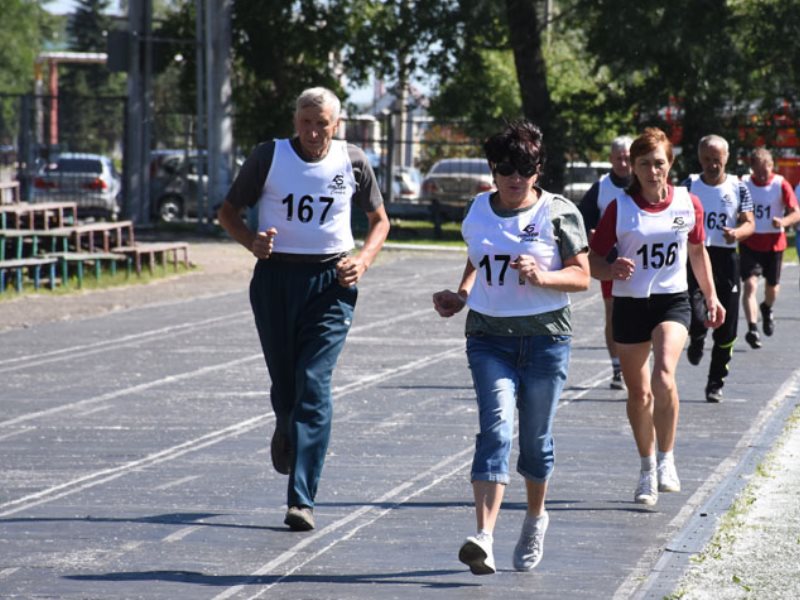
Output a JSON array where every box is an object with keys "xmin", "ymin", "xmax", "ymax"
[
  {"xmin": 760, "ymin": 302, "xmax": 774, "ymax": 336},
  {"xmin": 745, "ymin": 330, "xmax": 762, "ymax": 349},
  {"xmin": 687, "ymin": 339, "xmax": 704, "ymax": 366}
]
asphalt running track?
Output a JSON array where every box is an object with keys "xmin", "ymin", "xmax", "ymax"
[{"xmin": 1, "ymin": 250, "xmax": 798, "ymax": 599}]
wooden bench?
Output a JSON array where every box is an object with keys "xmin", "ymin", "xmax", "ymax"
[
  {"xmin": 0, "ymin": 181, "xmax": 20, "ymax": 206},
  {"xmin": 112, "ymin": 242, "xmax": 190, "ymax": 275},
  {"xmin": 45, "ymin": 251, "xmax": 132, "ymax": 288},
  {"xmin": 0, "ymin": 257, "xmax": 57, "ymax": 293}
]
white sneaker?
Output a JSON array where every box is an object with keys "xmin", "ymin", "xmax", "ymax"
[
  {"xmin": 635, "ymin": 469, "xmax": 658, "ymax": 505},
  {"xmin": 513, "ymin": 511, "xmax": 549, "ymax": 571},
  {"xmin": 458, "ymin": 532, "xmax": 496, "ymax": 575},
  {"xmin": 657, "ymin": 461, "xmax": 681, "ymax": 492}
]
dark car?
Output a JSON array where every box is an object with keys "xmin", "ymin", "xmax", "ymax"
[
  {"xmin": 150, "ymin": 151, "xmax": 242, "ymax": 223},
  {"xmin": 32, "ymin": 152, "xmax": 121, "ymax": 220}
]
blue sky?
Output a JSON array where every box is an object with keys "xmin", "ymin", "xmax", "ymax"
[{"xmin": 45, "ymin": 0, "xmax": 122, "ymax": 15}]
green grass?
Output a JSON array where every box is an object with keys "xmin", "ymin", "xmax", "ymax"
[{"xmin": 0, "ymin": 263, "xmax": 197, "ymax": 300}]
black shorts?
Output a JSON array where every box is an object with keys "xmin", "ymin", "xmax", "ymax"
[
  {"xmin": 739, "ymin": 244, "xmax": 783, "ymax": 286},
  {"xmin": 612, "ymin": 292, "xmax": 691, "ymax": 344}
]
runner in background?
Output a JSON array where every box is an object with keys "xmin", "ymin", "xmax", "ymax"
[
  {"xmin": 682, "ymin": 135, "xmax": 754, "ymax": 403},
  {"xmin": 588, "ymin": 128, "xmax": 725, "ymax": 506},
  {"xmin": 579, "ymin": 136, "xmax": 632, "ymax": 390},
  {"xmin": 740, "ymin": 148, "xmax": 800, "ymax": 348}
]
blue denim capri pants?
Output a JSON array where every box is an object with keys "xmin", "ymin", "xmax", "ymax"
[{"xmin": 466, "ymin": 334, "xmax": 571, "ymax": 485}]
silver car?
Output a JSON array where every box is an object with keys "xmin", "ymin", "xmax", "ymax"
[
  {"xmin": 562, "ymin": 161, "xmax": 612, "ymax": 202},
  {"xmin": 421, "ymin": 158, "xmax": 494, "ymax": 220},
  {"xmin": 32, "ymin": 152, "xmax": 121, "ymax": 220}
]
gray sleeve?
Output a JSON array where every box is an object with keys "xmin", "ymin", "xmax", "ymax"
[
  {"xmin": 347, "ymin": 144, "xmax": 383, "ymax": 212},
  {"xmin": 737, "ymin": 180, "xmax": 754, "ymax": 213},
  {"xmin": 225, "ymin": 141, "xmax": 275, "ymax": 209},
  {"xmin": 551, "ymin": 195, "xmax": 589, "ymax": 262}
]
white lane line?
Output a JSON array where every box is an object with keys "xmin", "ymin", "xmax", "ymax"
[
  {"xmin": 613, "ymin": 367, "xmax": 800, "ymax": 600},
  {"xmin": 0, "ymin": 414, "xmax": 268, "ymax": 518},
  {"xmin": 162, "ymin": 525, "xmax": 204, "ymax": 543},
  {"xmin": 0, "ymin": 312, "xmax": 248, "ymax": 372},
  {"xmin": 0, "ymin": 307, "xmax": 439, "ymax": 430},
  {"xmin": 0, "ymin": 428, "xmax": 33, "ymax": 442},
  {"xmin": 212, "ymin": 448, "xmax": 476, "ymax": 600},
  {"xmin": 153, "ymin": 475, "xmax": 201, "ymax": 491},
  {"xmin": 0, "ymin": 346, "xmax": 463, "ymax": 518},
  {"xmin": 0, "ymin": 568, "xmax": 20, "ymax": 579},
  {"xmin": 213, "ymin": 363, "xmax": 616, "ymax": 600},
  {"xmin": 0, "ymin": 355, "xmax": 261, "ymax": 429}
]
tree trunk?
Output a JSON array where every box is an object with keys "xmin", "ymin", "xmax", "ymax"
[{"xmin": 505, "ymin": 0, "xmax": 565, "ymax": 192}]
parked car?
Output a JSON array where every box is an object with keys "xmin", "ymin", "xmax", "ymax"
[
  {"xmin": 420, "ymin": 158, "xmax": 494, "ymax": 221},
  {"xmin": 562, "ymin": 161, "xmax": 612, "ymax": 202},
  {"xmin": 32, "ymin": 152, "xmax": 121, "ymax": 220},
  {"xmin": 383, "ymin": 166, "xmax": 429, "ymax": 218},
  {"xmin": 150, "ymin": 151, "xmax": 242, "ymax": 222}
]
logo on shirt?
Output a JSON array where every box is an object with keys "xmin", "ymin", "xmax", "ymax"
[
  {"xmin": 671, "ymin": 215, "xmax": 691, "ymax": 232},
  {"xmin": 721, "ymin": 193, "xmax": 734, "ymax": 205},
  {"xmin": 518, "ymin": 223, "xmax": 539, "ymax": 242},
  {"xmin": 327, "ymin": 173, "xmax": 347, "ymax": 195}
]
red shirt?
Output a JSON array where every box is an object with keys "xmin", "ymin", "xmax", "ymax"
[
  {"xmin": 742, "ymin": 174, "xmax": 798, "ymax": 252},
  {"xmin": 590, "ymin": 186, "xmax": 705, "ymax": 257}
]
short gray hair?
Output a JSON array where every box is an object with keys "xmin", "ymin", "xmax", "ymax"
[
  {"xmin": 610, "ymin": 136, "xmax": 633, "ymax": 154},
  {"xmin": 295, "ymin": 87, "xmax": 341, "ymax": 121},
  {"xmin": 698, "ymin": 134, "xmax": 729, "ymax": 154}
]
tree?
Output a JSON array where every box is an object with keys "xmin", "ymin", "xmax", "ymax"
[
  {"xmin": 58, "ymin": 0, "xmax": 126, "ymax": 154},
  {"xmin": 576, "ymin": 0, "xmax": 750, "ymax": 175}
]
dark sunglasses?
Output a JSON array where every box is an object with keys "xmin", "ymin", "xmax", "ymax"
[{"xmin": 494, "ymin": 160, "xmax": 537, "ymax": 178}]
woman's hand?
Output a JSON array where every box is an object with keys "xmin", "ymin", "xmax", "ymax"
[
  {"xmin": 432, "ymin": 289, "xmax": 467, "ymax": 317},
  {"xmin": 512, "ymin": 254, "xmax": 549, "ymax": 287},
  {"xmin": 610, "ymin": 256, "xmax": 636, "ymax": 281}
]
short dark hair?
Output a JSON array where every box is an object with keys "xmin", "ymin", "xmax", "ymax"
[{"xmin": 483, "ymin": 120, "xmax": 545, "ymax": 176}]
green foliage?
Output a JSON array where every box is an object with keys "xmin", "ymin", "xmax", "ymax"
[{"xmin": 56, "ymin": 0, "xmax": 126, "ymax": 155}]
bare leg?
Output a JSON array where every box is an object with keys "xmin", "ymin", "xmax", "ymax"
[
  {"xmin": 473, "ymin": 480, "xmax": 506, "ymax": 533},
  {"xmin": 604, "ymin": 297, "xmax": 618, "ymax": 361},
  {"xmin": 765, "ymin": 283, "xmax": 778, "ymax": 307},
  {"xmin": 650, "ymin": 322, "xmax": 687, "ymax": 453},
  {"xmin": 742, "ymin": 275, "xmax": 759, "ymax": 324},
  {"xmin": 617, "ymin": 341, "xmax": 655, "ymax": 457},
  {"xmin": 524, "ymin": 479, "xmax": 548, "ymax": 517}
]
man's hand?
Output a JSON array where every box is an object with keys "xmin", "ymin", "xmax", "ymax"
[
  {"xmin": 705, "ymin": 296, "xmax": 726, "ymax": 329},
  {"xmin": 251, "ymin": 227, "xmax": 277, "ymax": 259},
  {"xmin": 722, "ymin": 226, "xmax": 738, "ymax": 244},
  {"xmin": 336, "ymin": 254, "xmax": 368, "ymax": 287},
  {"xmin": 432, "ymin": 289, "xmax": 467, "ymax": 317}
]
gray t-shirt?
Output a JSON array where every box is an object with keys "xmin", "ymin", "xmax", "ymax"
[
  {"xmin": 465, "ymin": 189, "xmax": 589, "ymax": 337},
  {"xmin": 225, "ymin": 138, "xmax": 383, "ymax": 213}
]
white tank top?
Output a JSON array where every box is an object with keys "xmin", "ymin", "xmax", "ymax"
[
  {"xmin": 462, "ymin": 191, "xmax": 569, "ymax": 317},
  {"xmin": 597, "ymin": 173, "xmax": 625, "ymax": 218},
  {"xmin": 688, "ymin": 174, "xmax": 741, "ymax": 248},
  {"xmin": 257, "ymin": 139, "xmax": 356, "ymax": 254},
  {"xmin": 613, "ymin": 187, "xmax": 695, "ymax": 298},
  {"xmin": 743, "ymin": 174, "xmax": 785, "ymax": 234}
]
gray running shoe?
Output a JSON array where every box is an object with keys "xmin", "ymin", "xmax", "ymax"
[
  {"xmin": 513, "ymin": 511, "xmax": 549, "ymax": 571},
  {"xmin": 635, "ymin": 469, "xmax": 658, "ymax": 505},
  {"xmin": 657, "ymin": 461, "xmax": 681, "ymax": 492},
  {"xmin": 458, "ymin": 532, "xmax": 496, "ymax": 575},
  {"xmin": 610, "ymin": 370, "xmax": 625, "ymax": 390},
  {"xmin": 284, "ymin": 506, "xmax": 315, "ymax": 531}
]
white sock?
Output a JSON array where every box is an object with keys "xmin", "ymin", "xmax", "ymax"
[
  {"xmin": 611, "ymin": 357, "xmax": 621, "ymax": 370},
  {"xmin": 477, "ymin": 529, "xmax": 493, "ymax": 540},
  {"xmin": 657, "ymin": 450, "xmax": 674, "ymax": 466},
  {"xmin": 641, "ymin": 454, "xmax": 656, "ymax": 472}
]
